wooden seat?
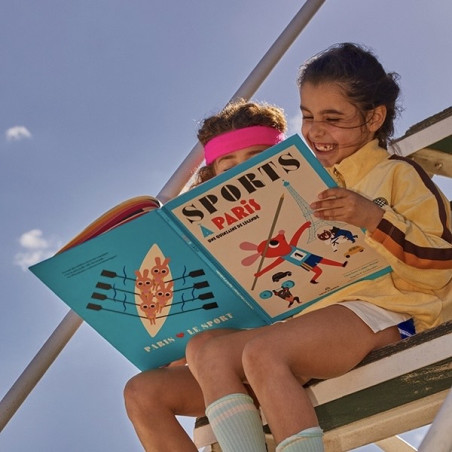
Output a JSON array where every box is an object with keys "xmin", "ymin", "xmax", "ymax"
[{"xmin": 193, "ymin": 320, "xmax": 452, "ymax": 451}]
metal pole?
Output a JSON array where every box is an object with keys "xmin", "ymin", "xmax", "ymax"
[
  {"xmin": 0, "ymin": 0, "xmax": 326, "ymax": 432},
  {"xmin": 0, "ymin": 310, "xmax": 83, "ymax": 431},
  {"xmin": 157, "ymin": 0, "xmax": 326, "ymax": 203},
  {"xmin": 418, "ymin": 387, "xmax": 452, "ymax": 452}
]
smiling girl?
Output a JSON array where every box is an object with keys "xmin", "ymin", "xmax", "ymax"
[
  {"xmin": 124, "ymin": 99, "xmax": 287, "ymax": 452},
  {"xmin": 185, "ymin": 43, "xmax": 452, "ymax": 452}
]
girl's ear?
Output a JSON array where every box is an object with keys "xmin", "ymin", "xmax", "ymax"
[{"xmin": 367, "ymin": 105, "xmax": 387, "ymax": 132}]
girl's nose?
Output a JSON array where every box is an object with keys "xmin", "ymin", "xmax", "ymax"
[{"xmin": 306, "ymin": 120, "xmax": 326, "ymax": 139}]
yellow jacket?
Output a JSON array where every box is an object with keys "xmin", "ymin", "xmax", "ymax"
[{"xmin": 302, "ymin": 140, "xmax": 452, "ymax": 332}]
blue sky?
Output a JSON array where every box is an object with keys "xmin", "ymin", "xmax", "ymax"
[{"xmin": 1, "ymin": 1, "xmax": 450, "ymax": 451}]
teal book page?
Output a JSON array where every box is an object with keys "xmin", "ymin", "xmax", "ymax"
[
  {"xmin": 30, "ymin": 210, "xmax": 267, "ymax": 371},
  {"xmin": 167, "ymin": 135, "xmax": 392, "ymax": 322}
]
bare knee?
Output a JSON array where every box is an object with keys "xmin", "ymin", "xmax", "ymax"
[
  {"xmin": 186, "ymin": 329, "xmax": 234, "ymax": 377},
  {"xmin": 124, "ymin": 374, "xmax": 143, "ymax": 419},
  {"xmin": 186, "ymin": 333, "xmax": 218, "ymax": 379},
  {"xmin": 242, "ymin": 335, "xmax": 277, "ymax": 382},
  {"xmin": 124, "ymin": 371, "xmax": 165, "ymax": 419},
  {"xmin": 186, "ymin": 330, "xmax": 216, "ymax": 361}
]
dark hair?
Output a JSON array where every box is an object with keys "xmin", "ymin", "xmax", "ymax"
[
  {"xmin": 297, "ymin": 43, "xmax": 401, "ymax": 148},
  {"xmin": 192, "ymin": 99, "xmax": 287, "ymax": 186}
]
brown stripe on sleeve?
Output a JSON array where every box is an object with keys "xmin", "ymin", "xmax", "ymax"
[
  {"xmin": 375, "ymin": 219, "xmax": 452, "ymax": 269},
  {"xmin": 389, "ymin": 155, "xmax": 452, "ymax": 243}
]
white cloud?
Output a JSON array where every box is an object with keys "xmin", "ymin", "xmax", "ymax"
[
  {"xmin": 14, "ymin": 229, "xmax": 60, "ymax": 271},
  {"xmin": 5, "ymin": 126, "xmax": 32, "ymax": 142},
  {"xmin": 19, "ymin": 229, "xmax": 49, "ymax": 249}
]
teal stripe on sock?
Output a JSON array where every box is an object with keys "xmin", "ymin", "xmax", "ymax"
[
  {"xmin": 276, "ymin": 427, "xmax": 324, "ymax": 452},
  {"xmin": 206, "ymin": 393, "xmax": 266, "ymax": 452}
]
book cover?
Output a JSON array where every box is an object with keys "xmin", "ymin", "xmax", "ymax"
[
  {"xmin": 168, "ymin": 134, "xmax": 391, "ymax": 321},
  {"xmin": 30, "ymin": 135, "xmax": 391, "ymax": 370}
]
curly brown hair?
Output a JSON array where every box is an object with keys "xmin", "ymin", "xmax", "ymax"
[{"xmin": 192, "ymin": 99, "xmax": 287, "ymax": 186}]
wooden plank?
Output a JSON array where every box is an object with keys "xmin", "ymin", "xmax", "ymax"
[
  {"xmin": 306, "ymin": 323, "xmax": 452, "ymax": 406},
  {"xmin": 194, "ymin": 390, "xmax": 450, "ymax": 451},
  {"xmin": 193, "ymin": 322, "xmax": 452, "ymax": 449},
  {"xmin": 389, "ymin": 115, "xmax": 452, "ymax": 157},
  {"xmin": 322, "ymin": 390, "xmax": 448, "ymax": 451},
  {"xmin": 374, "ymin": 436, "xmax": 417, "ymax": 452},
  {"xmin": 409, "ymin": 148, "xmax": 452, "ymax": 178},
  {"xmin": 315, "ymin": 359, "xmax": 452, "ymax": 431}
]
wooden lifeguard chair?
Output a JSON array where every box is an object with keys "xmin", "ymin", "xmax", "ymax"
[{"xmin": 193, "ymin": 321, "xmax": 452, "ymax": 452}]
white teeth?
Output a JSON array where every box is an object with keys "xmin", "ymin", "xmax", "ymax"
[{"xmin": 314, "ymin": 143, "xmax": 335, "ymax": 152}]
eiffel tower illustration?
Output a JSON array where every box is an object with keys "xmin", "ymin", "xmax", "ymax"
[{"xmin": 283, "ymin": 180, "xmax": 335, "ymax": 243}]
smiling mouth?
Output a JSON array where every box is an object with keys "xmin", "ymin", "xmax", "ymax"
[{"xmin": 313, "ymin": 143, "xmax": 335, "ymax": 152}]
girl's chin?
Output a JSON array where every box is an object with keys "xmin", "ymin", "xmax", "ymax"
[{"xmin": 314, "ymin": 151, "xmax": 335, "ymax": 166}]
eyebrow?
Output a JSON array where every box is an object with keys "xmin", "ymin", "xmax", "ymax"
[
  {"xmin": 216, "ymin": 154, "xmax": 235, "ymax": 164},
  {"xmin": 216, "ymin": 149, "xmax": 263, "ymax": 163},
  {"xmin": 246, "ymin": 149, "xmax": 265, "ymax": 157},
  {"xmin": 300, "ymin": 105, "xmax": 345, "ymax": 116}
]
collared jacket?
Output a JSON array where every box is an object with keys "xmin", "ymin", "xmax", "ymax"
[{"xmin": 301, "ymin": 139, "xmax": 452, "ymax": 332}]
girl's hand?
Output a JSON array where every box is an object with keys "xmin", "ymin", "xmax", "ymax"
[{"xmin": 310, "ymin": 188, "xmax": 384, "ymax": 231}]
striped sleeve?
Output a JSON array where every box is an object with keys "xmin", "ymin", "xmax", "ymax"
[{"xmin": 370, "ymin": 156, "xmax": 452, "ymax": 278}]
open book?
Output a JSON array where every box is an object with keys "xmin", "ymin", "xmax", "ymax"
[{"xmin": 30, "ymin": 135, "xmax": 391, "ymax": 370}]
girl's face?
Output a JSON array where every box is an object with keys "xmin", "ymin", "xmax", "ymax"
[
  {"xmin": 213, "ymin": 145, "xmax": 269, "ymax": 174},
  {"xmin": 299, "ymin": 81, "xmax": 382, "ymax": 167}
]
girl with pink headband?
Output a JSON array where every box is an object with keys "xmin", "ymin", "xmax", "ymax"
[
  {"xmin": 124, "ymin": 99, "xmax": 287, "ymax": 452},
  {"xmin": 192, "ymin": 99, "xmax": 286, "ymax": 185}
]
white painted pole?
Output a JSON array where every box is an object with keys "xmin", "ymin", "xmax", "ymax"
[
  {"xmin": 0, "ymin": 0, "xmax": 326, "ymax": 432},
  {"xmin": 0, "ymin": 311, "xmax": 83, "ymax": 431},
  {"xmin": 157, "ymin": 0, "xmax": 326, "ymax": 203},
  {"xmin": 418, "ymin": 387, "xmax": 452, "ymax": 452}
]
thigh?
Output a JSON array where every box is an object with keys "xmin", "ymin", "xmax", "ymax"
[{"xmin": 252, "ymin": 304, "xmax": 400, "ymax": 380}]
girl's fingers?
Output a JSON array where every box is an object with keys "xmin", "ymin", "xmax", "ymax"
[{"xmin": 313, "ymin": 207, "xmax": 339, "ymax": 220}]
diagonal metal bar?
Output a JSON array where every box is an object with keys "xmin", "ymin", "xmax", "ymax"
[
  {"xmin": 157, "ymin": 0, "xmax": 326, "ymax": 203},
  {"xmin": 0, "ymin": 310, "xmax": 83, "ymax": 432},
  {"xmin": 418, "ymin": 386, "xmax": 452, "ymax": 452},
  {"xmin": 0, "ymin": 0, "xmax": 326, "ymax": 432}
]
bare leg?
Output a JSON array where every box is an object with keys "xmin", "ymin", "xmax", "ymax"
[
  {"xmin": 124, "ymin": 365, "xmax": 204, "ymax": 452},
  {"xmin": 186, "ymin": 326, "xmax": 276, "ymax": 405},
  {"xmin": 241, "ymin": 305, "xmax": 401, "ymax": 444},
  {"xmin": 187, "ymin": 305, "xmax": 400, "ymax": 446}
]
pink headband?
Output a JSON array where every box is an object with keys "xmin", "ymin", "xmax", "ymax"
[{"xmin": 204, "ymin": 125, "xmax": 285, "ymax": 165}]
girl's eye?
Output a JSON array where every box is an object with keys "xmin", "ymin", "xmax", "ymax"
[{"xmin": 302, "ymin": 116, "xmax": 313, "ymax": 121}]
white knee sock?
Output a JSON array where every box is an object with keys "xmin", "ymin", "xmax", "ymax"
[
  {"xmin": 276, "ymin": 427, "xmax": 324, "ymax": 452},
  {"xmin": 205, "ymin": 393, "xmax": 267, "ymax": 452}
]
